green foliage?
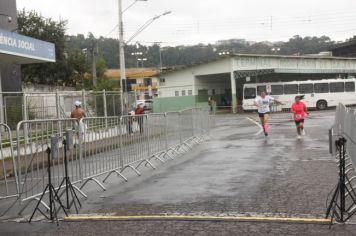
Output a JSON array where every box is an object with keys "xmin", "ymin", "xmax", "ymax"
[
  {"xmin": 18, "ymin": 9, "xmax": 87, "ymax": 86},
  {"xmin": 95, "ymin": 77, "xmax": 118, "ymax": 91},
  {"xmin": 96, "ymin": 57, "xmax": 107, "ymax": 78}
]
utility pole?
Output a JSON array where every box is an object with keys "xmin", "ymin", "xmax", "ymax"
[
  {"xmin": 92, "ymin": 42, "xmax": 97, "ymax": 88},
  {"xmin": 118, "ymin": 0, "xmax": 125, "ymax": 114}
]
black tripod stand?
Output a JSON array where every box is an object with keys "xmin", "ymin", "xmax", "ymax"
[
  {"xmin": 326, "ymin": 137, "xmax": 356, "ymax": 223},
  {"xmin": 29, "ymin": 147, "xmax": 68, "ymax": 224},
  {"xmin": 56, "ymin": 139, "xmax": 81, "ymax": 212}
]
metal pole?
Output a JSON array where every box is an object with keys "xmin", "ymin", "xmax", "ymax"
[
  {"xmin": 103, "ymin": 89, "xmax": 108, "ymax": 128},
  {"xmin": 22, "ymin": 92, "xmax": 29, "ymax": 143},
  {"xmin": 159, "ymin": 45, "xmax": 163, "ymax": 71},
  {"xmin": 0, "ymin": 70, "xmax": 4, "ymax": 124},
  {"xmin": 118, "ymin": 0, "xmax": 126, "ymax": 115},
  {"xmin": 92, "ymin": 43, "xmax": 97, "ymax": 88},
  {"xmin": 82, "ymin": 89, "xmax": 86, "ymax": 111}
]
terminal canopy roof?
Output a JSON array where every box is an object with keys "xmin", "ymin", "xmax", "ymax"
[{"xmin": 0, "ymin": 28, "xmax": 55, "ymax": 65}]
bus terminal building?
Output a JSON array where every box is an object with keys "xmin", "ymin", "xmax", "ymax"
[{"xmin": 154, "ymin": 54, "xmax": 356, "ymax": 113}]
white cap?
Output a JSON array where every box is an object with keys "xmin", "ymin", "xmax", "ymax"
[{"xmin": 74, "ymin": 101, "xmax": 82, "ymax": 107}]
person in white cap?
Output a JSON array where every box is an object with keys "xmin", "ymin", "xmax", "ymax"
[
  {"xmin": 71, "ymin": 101, "xmax": 86, "ymax": 120},
  {"xmin": 71, "ymin": 101, "xmax": 87, "ymax": 135}
]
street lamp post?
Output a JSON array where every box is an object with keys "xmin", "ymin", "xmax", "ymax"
[
  {"xmin": 118, "ymin": 0, "xmax": 171, "ymax": 114},
  {"xmin": 131, "ymin": 52, "xmax": 143, "ymax": 68},
  {"xmin": 138, "ymin": 58, "xmax": 147, "ymax": 68}
]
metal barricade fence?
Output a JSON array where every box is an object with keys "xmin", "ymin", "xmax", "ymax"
[
  {"xmin": 180, "ymin": 109, "xmax": 194, "ymax": 145},
  {"xmin": 0, "ymin": 123, "xmax": 19, "ymax": 199},
  {"xmin": 119, "ymin": 115, "xmax": 155, "ymax": 175},
  {"xmin": 80, "ymin": 116, "xmax": 122, "ymax": 189},
  {"xmin": 332, "ymin": 104, "xmax": 356, "ymax": 166},
  {"xmin": 8, "ymin": 108, "xmax": 210, "ymax": 211},
  {"xmin": 16, "ymin": 118, "xmax": 82, "ymax": 202},
  {"xmin": 145, "ymin": 113, "xmax": 167, "ymax": 161},
  {"xmin": 165, "ymin": 112, "xmax": 183, "ymax": 153}
]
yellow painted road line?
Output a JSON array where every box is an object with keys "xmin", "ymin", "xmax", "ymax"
[{"xmin": 64, "ymin": 214, "xmax": 332, "ymax": 224}]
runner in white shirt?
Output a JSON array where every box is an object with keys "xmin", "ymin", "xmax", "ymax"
[{"xmin": 253, "ymin": 91, "xmax": 284, "ymax": 136}]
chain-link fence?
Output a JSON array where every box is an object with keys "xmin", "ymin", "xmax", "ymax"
[{"xmin": 0, "ymin": 90, "xmax": 138, "ymax": 129}]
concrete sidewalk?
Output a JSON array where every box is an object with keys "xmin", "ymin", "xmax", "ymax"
[{"xmin": 1, "ymin": 111, "xmax": 355, "ymax": 235}]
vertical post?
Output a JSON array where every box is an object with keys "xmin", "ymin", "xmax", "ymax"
[
  {"xmin": 22, "ymin": 92, "xmax": 28, "ymax": 120},
  {"xmin": 159, "ymin": 44, "xmax": 163, "ymax": 72},
  {"xmin": 119, "ymin": 116, "xmax": 124, "ymax": 168},
  {"xmin": 230, "ymin": 58, "xmax": 237, "ymax": 113},
  {"xmin": 82, "ymin": 89, "xmax": 86, "ymax": 112},
  {"xmin": 92, "ymin": 43, "xmax": 97, "ymax": 88},
  {"xmin": 22, "ymin": 92, "xmax": 29, "ymax": 144},
  {"xmin": 340, "ymin": 138, "xmax": 346, "ymax": 222},
  {"xmin": 103, "ymin": 89, "xmax": 108, "ymax": 128},
  {"xmin": 55, "ymin": 90, "xmax": 60, "ymax": 118},
  {"xmin": 164, "ymin": 113, "xmax": 168, "ymax": 151},
  {"xmin": 0, "ymin": 70, "xmax": 4, "ymax": 124},
  {"xmin": 55, "ymin": 90, "xmax": 62, "ymax": 135},
  {"xmin": 118, "ymin": 0, "xmax": 125, "ymax": 115}
]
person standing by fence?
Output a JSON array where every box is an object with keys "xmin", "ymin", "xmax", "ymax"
[
  {"xmin": 135, "ymin": 104, "xmax": 145, "ymax": 133},
  {"xmin": 71, "ymin": 101, "xmax": 86, "ymax": 134},
  {"xmin": 208, "ymin": 97, "xmax": 215, "ymax": 114}
]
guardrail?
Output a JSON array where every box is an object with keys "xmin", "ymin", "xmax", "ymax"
[
  {"xmin": 0, "ymin": 123, "xmax": 19, "ymax": 200},
  {"xmin": 328, "ymin": 103, "xmax": 356, "ymax": 222},
  {"xmin": 0, "ymin": 108, "xmax": 212, "ymax": 215}
]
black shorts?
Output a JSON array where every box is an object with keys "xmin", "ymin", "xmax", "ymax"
[
  {"xmin": 295, "ymin": 119, "xmax": 304, "ymax": 126},
  {"xmin": 258, "ymin": 112, "xmax": 270, "ymax": 118}
]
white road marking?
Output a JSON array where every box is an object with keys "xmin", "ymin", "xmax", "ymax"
[{"xmin": 245, "ymin": 117, "xmax": 263, "ymax": 135}]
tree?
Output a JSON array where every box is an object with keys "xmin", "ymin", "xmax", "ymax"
[
  {"xmin": 18, "ymin": 9, "xmax": 89, "ymax": 86},
  {"xmin": 96, "ymin": 57, "xmax": 107, "ymax": 78}
]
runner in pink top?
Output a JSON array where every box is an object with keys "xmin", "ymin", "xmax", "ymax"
[{"xmin": 291, "ymin": 95, "xmax": 309, "ymax": 139}]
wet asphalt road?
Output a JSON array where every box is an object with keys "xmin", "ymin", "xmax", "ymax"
[{"xmin": 2, "ymin": 111, "xmax": 356, "ymax": 235}]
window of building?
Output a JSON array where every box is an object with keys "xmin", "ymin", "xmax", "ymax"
[
  {"xmin": 345, "ymin": 82, "xmax": 355, "ymax": 92},
  {"xmin": 175, "ymin": 91, "xmax": 179, "ymax": 96},
  {"xmin": 144, "ymin": 78, "xmax": 152, "ymax": 86},
  {"xmin": 299, "ymin": 84, "xmax": 314, "ymax": 94},
  {"xmin": 159, "ymin": 78, "xmax": 166, "ymax": 86},
  {"xmin": 181, "ymin": 90, "xmax": 186, "ymax": 96},
  {"xmin": 212, "ymin": 89, "xmax": 216, "ymax": 95},
  {"xmin": 330, "ymin": 82, "xmax": 345, "ymax": 93},
  {"xmin": 188, "ymin": 90, "xmax": 193, "ymax": 96},
  {"xmin": 244, "ymin": 87, "xmax": 256, "ymax": 99},
  {"xmin": 198, "ymin": 89, "xmax": 208, "ymax": 95},
  {"xmin": 284, "ymin": 84, "xmax": 298, "ymax": 94},
  {"xmin": 314, "ymin": 83, "xmax": 329, "ymax": 93},
  {"xmin": 271, "ymin": 85, "xmax": 283, "ymax": 95}
]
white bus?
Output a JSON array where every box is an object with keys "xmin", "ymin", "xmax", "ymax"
[{"xmin": 242, "ymin": 78, "xmax": 356, "ymax": 111}]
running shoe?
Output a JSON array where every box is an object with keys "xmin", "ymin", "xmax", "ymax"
[{"xmin": 297, "ymin": 135, "xmax": 301, "ymax": 139}]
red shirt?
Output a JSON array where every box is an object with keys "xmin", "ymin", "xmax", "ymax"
[
  {"xmin": 135, "ymin": 107, "xmax": 145, "ymax": 115},
  {"xmin": 291, "ymin": 102, "xmax": 306, "ymax": 121}
]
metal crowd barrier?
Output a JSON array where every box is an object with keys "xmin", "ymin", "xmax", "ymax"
[
  {"xmin": 16, "ymin": 118, "xmax": 87, "ymax": 211},
  {"xmin": 0, "ymin": 123, "xmax": 19, "ymax": 200},
  {"xmin": 1, "ymin": 108, "xmax": 212, "ymax": 214},
  {"xmin": 332, "ymin": 104, "xmax": 356, "ymax": 165}
]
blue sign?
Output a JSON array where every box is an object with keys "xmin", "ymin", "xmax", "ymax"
[{"xmin": 0, "ymin": 28, "xmax": 55, "ymax": 63}]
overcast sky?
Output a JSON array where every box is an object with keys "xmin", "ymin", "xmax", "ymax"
[{"xmin": 16, "ymin": 0, "xmax": 356, "ymax": 46}]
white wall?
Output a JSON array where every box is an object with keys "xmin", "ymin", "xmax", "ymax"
[{"xmin": 159, "ymin": 69, "xmax": 195, "ymax": 97}]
